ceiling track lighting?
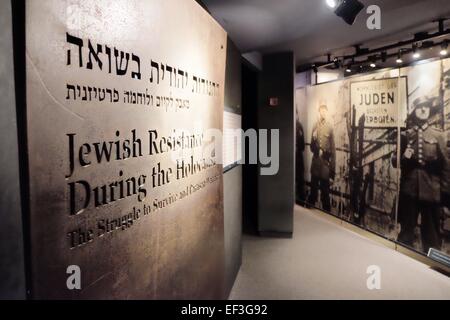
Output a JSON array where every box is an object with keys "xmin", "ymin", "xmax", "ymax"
[{"xmin": 296, "ymin": 19, "xmax": 450, "ymax": 73}]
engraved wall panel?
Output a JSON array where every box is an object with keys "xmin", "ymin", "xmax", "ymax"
[{"xmin": 25, "ymin": 0, "xmax": 227, "ymax": 299}]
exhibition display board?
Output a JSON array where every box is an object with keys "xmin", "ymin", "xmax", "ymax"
[
  {"xmin": 23, "ymin": 0, "xmax": 227, "ymax": 299},
  {"xmin": 296, "ymin": 59, "xmax": 450, "ymax": 257}
]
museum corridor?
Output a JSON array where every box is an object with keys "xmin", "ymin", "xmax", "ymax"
[{"xmin": 2, "ymin": 0, "xmax": 450, "ymax": 305}]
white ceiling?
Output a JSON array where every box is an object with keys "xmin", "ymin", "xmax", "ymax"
[{"xmin": 203, "ymin": 0, "xmax": 450, "ymax": 66}]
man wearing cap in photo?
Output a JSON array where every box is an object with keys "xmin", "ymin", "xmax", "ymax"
[
  {"xmin": 393, "ymin": 96, "xmax": 447, "ymax": 253},
  {"xmin": 307, "ymin": 103, "xmax": 336, "ymax": 212}
]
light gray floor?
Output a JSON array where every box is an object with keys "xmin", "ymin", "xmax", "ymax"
[{"xmin": 229, "ymin": 205, "xmax": 450, "ymax": 300}]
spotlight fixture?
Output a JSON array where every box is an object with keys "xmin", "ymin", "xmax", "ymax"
[
  {"xmin": 326, "ymin": 0, "xmax": 337, "ymax": 8},
  {"xmin": 368, "ymin": 55, "xmax": 377, "ymax": 68},
  {"xmin": 440, "ymin": 41, "xmax": 448, "ymax": 56},
  {"xmin": 333, "ymin": 0, "xmax": 365, "ymax": 25},
  {"xmin": 333, "ymin": 57, "xmax": 340, "ymax": 68},
  {"xmin": 412, "ymin": 44, "xmax": 421, "ymax": 59},
  {"xmin": 396, "ymin": 51, "xmax": 403, "ymax": 64},
  {"xmin": 345, "ymin": 64, "xmax": 352, "ymax": 73}
]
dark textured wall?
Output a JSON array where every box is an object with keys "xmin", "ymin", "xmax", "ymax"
[
  {"xmin": 223, "ymin": 38, "xmax": 242, "ymax": 297},
  {"xmin": 0, "ymin": 0, "xmax": 26, "ymax": 299},
  {"xmin": 23, "ymin": 0, "xmax": 226, "ymax": 299},
  {"xmin": 1, "ymin": 2, "xmax": 241, "ymax": 299},
  {"xmin": 242, "ymin": 62, "xmax": 259, "ymax": 234},
  {"xmin": 257, "ymin": 52, "xmax": 294, "ymax": 236}
]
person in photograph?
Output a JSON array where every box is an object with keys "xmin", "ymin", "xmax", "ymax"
[
  {"xmin": 440, "ymin": 69, "xmax": 450, "ymax": 210},
  {"xmin": 394, "ymin": 96, "xmax": 447, "ymax": 252},
  {"xmin": 307, "ymin": 104, "xmax": 336, "ymax": 212},
  {"xmin": 296, "ymin": 120, "xmax": 306, "ymax": 204},
  {"xmin": 440, "ymin": 69, "xmax": 450, "ymax": 245}
]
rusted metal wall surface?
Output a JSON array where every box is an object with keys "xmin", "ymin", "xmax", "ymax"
[{"xmin": 25, "ymin": 0, "xmax": 227, "ymax": 299}]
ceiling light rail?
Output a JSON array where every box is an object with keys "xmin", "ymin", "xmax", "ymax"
[{"xmin": 297, "ymin": 18, "xmax": 450, "ymax": 73}]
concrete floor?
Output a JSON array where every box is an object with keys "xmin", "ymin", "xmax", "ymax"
[{"xmin": 229, "ymin": 205, "xmax": 450, "ymax": 300}]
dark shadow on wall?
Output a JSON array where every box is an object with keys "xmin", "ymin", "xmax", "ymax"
[
  {"xmin": 257, "ymin": 52, "xmax": 294, "ymax": 237},
  {"xmin": 0, "ymin": 0, "xmax": 27, "ymax": 299},
  {"xmin": 242, "ymin": 61, "xmax": 259, "ymax": 235}
]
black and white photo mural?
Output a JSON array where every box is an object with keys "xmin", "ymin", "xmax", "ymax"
[{"xmin": 296, "ymin": 59, "xmax": 450, "ymax": 257}]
